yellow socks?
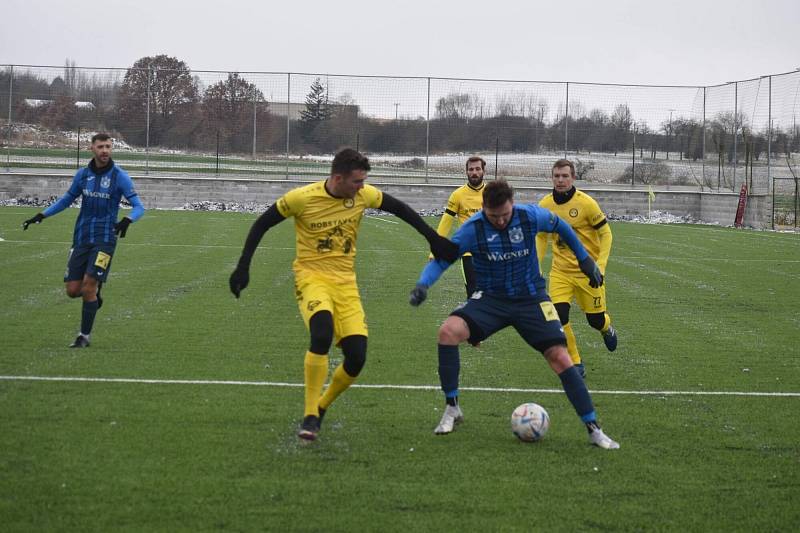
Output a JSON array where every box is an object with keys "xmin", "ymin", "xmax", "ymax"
[
  {"xmin": 319, "ymin": 364, "xmax": 356, "ymax": 411},
  {"xmin": 563, "ymin": 322, "xmax": 581, "ymax": 365},
  {"xmin": 304, "ymin": 351, "xmax": 329, "ymax": 417},
  {"xmin": 601, "ymin": 313, "xmax": 612, "ymax": 334}
]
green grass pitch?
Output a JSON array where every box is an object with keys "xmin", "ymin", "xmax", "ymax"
[{"xmin": 1, "ymin": 207, "xmax": 799, "ymax": 531}]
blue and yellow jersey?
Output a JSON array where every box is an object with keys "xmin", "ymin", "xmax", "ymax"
[
  {"xmin": 276, "ymin": 180, "xmax": 383, "ymax": 281},
  {"xmin": 538, "ymin": 189, "xmax": 610, "ymax": 275},
  {"xmin": 418, "ymin": 204, "xmax": 588, "ymax": 297},
  {"xmin": 43, "ymin": 160, "xmax": 144, "ymax": 246}
]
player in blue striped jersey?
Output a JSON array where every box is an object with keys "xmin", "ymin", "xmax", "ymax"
[
  {"xmin": 409, "ymin": 179, "xmax": 619, "ymax": 449},
  {"xmin": 22, "ymin": 133, "xmax": 145, "ymax": 348}
]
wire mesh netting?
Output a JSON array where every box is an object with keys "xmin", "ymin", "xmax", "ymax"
[{"xmin": 2, "ymin": 64, "xmax": 798, "ymax": 193}]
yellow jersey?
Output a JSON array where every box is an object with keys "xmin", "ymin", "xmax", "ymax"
[
  {"xmin": 439, "ymin": 182, "xmax": 485, "ymax": 230},
  {"xmin": 538, "ymin": 188, "xmax": 610, "ymax": 276},
  {"xmin": 434, "ymin": 182, "xmax": 484, "ymax": 259},
  {"xmin": 276, "ymin": 180, "xmax": 383, "ymax": 281}
]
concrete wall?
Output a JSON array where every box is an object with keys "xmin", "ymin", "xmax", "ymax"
[{"xmin": 0, "ymin": 172, "xmax": 771, "ymax": 229}]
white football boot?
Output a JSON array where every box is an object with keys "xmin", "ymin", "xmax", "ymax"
[
  {"xmin": 434, "ymin": 405, "xmax": 464, "ymax": 435},
  {"xmin": 589, "ymin": 428, "xmax": 620, "ymax": 449}
]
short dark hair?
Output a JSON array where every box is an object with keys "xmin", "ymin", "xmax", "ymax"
[
  {"xmin": 466, "ymin": 156, "xmax": 486, "ymax": 170},
  {"xmin": 91, "ymin": 132, "xmax": 112, "ymax": 144},
  {"xmin": 331, "ymin": 148, "xmax": 371, "ymax": 176},
  {"xmin": 552, "ymin": 158, "xmax": 575, "ymax": 176},
  {"xmin": 483, "ymin": 179, "xmax": 514, "ymax": 208}
]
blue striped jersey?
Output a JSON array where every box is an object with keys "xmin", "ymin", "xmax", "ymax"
[
  {"xmin": 418, "ymin": 204, "xmax": 588, "ymax": 297},
  {"xmin": 43, "ymin": 160, "xmax": 145, "ymax": 246}
]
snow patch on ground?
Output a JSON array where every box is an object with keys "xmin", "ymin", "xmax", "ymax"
[{"xmin": 1, "ymin": 197, "xmax": 774, "ymax": 231}]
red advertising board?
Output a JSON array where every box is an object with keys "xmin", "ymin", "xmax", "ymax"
[{"xmin": 734, "ymin": 183, "xmax": 748, "ymax": 228}]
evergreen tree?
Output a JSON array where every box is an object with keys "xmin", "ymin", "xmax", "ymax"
[{"xmin": 300, "ymin": 77, "xmax": 331, "ymax": 125}]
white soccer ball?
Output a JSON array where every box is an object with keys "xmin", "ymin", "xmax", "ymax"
[{"xmin": 511, "ymin": 402, "xmax": 550, "ymax": 442}]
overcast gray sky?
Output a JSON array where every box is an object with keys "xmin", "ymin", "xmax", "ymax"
[{"xmin": 2, "ymin": 0, "xmax": 798, "ymax": 86}]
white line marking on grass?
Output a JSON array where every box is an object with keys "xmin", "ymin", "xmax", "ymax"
[
  {"xmin": 4, "ymin": 240, "xmax": 800, "ymax": 262},
  {"xmin": 1, "ymin": 375, "xmax": 798, "ymax": 397},
  {"xmin": 0, "ymin": 238, "xmax": 800, "ymax": 263},
  {"xmin": 366, "ymin": 215, "xmax": 399, "ymax": 224}
]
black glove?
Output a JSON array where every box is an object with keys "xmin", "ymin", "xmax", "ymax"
[
  {"xmin": 229, "ymin": 264, "xmax": 250, "ymax": 298},
  {"xmin": 578, "ymin": 256, "xmax": 604, "ymax": 288},
  {"xmin": 429, "ymin": 235, "xmax": 459, "ymax": 263},
  {"xmin": 114, "ymin": 217, "xmax": 132, "ymax": 238},
  {"xmin": 409, "ymin": 284, "xmax": 428, "ymax": 306},
  {"xmin": 22, "ymin": 213, "xmax": 45, "ymax": 230}
]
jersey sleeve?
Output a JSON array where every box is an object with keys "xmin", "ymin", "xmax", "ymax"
[
  {"xmin": 596, "ymin": 223, "xmax": 612, "ymax": 272},
  {"xmin": 417, "ymin": 220, "xmax": 474, "ymax": 288},
  {"xmin": 435, "ymin": 211, "xmax": 456, "ymax": 237},
  {"xmin": 118, "ymin": 170, "xmax": 145, "ymax": 221},
  {"xmin": 43, "ymin": 170, "xmax": 83, "ymax": 217},
  {"xmin": 361, "ymin": 184, "xmax": 383, "ymax": 208},
  {"xmin": 445, "ymin": 189, "xmax": 459, "ymax": 215},
  {"xmin": 276, "ymin": 188, "xmax": 305, "ymax": 218},
  {"xmin": 585, "ymin": 196, "xmax": 607, "ymax": 228}
]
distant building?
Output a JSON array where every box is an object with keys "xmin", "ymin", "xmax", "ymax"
[
  {"xmin": 22, "ymin": 99, "xmax": 96, "ymax": 110},
  {"xmin": 23, "ymin": 99, "xmax": 51, "ymax": 108},
  {"xmin": 267, "ymin": 102, "xmax": 357, "ymax": 120}
]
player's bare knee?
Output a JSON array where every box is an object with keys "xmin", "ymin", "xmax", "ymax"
[
  {"xmin": 81, "ymin": 280, "xmax": 98, "ymax": 301},
  {"xmin": 438, "ymin": 320, "xmax": 467, "ymax": 345},
  {"xmin": 66, "ymin": 286, "xmax": 82, "ymax": 298},
  {"xmin": 543, "ymin": 345, "xmax": 573, "ymax": 373}
]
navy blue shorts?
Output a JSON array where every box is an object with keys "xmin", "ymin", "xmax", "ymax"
[
  {"xmin": 451, "ymin": 291, "xmax": 566, "ymax": 353},
  {"xmin": 64, "ymin": 243, "xmax": 116, "ymax": 282}
]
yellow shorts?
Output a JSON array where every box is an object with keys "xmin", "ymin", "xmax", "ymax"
[
  {"xmin": 548, "ymin": 269, "xmax": 607, "ymax": 313},
  {"xmin": 294, "ymin": 273, "xmax": 368, "ymax": 343}
]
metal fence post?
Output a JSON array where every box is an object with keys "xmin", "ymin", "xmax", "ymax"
[
  {"xmin": 5, "ymin": 65, "xmax": 12, "ymax": 170},
  {"xmin": 145, "ymin": 66, "xmax": 151, "ymax": 175},
  {"xmin": 564, "ymin": 82, "xmax": 569, "ymax": 158},
  {"xmin": 771, "ymin": 177, "xmax": 775, "ymax": 230},
  {"xmin": 702, "ymin": 86, "xmax": 706, "ymax": 189},
  {"xmin": 76, "ymin": 124, "xmax": 81, "ymax": 169},
  {"xmin": 252, "ymin": 96, "xmax": 257, "ymax": 161},
  {"xmin": 425, "ymin": 77, "xmax": 430, "ymax": 184},
  {"xmin": 286, "ymin": 72, "xmax": 290, "ymax": 180},
  {"xmin": 631, "ymin": 124, "xmax": 636, "ymax": 187},
  {"xmin": 732, "ymin": 81, "xmax": 738, "ymax": 190},
  {"xmin": 767, "ymin": 76, "xmax": 772, "ymax": 192}
]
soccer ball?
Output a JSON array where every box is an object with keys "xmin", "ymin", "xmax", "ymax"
[{"xmin": 511, "ymin": 402, "xmax": 550, "ymax": 442}]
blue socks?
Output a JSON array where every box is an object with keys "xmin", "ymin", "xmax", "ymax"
[
  {"xmin": 558, "ymin": 366, "xmax": 597, "ymax": 423},
  {"xmin": 438, "ymin": 344, "xmax": 460, "ymax": 404},
  {"xmin": 81, "ymin": 299, "xmax": 99, "ymax": 337}
]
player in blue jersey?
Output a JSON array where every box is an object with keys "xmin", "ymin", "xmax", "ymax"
[
  {"xmin": 22, "ymin": 133, "xmax": 145, "ymax": 348},
  {"xmin": 409, "ymin": 179, "xmax": 619, "ymax": 449}
]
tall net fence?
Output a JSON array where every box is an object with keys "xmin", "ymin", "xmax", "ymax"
[{"xmin": 2, "ymin": 64, "xmax": 798, "ymax": 192}]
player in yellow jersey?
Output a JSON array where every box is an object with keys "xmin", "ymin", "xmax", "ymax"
[
  {"xmin": 536, "ymin": 159, "xmax": 617, "ymax": 378},
  {"xmin": 432, "ymin": 156, "xmax": 486, "ymax": 297},
  {"xmin": 229, "ymin": 148, "xmax": 459, "ymax": 441}
]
